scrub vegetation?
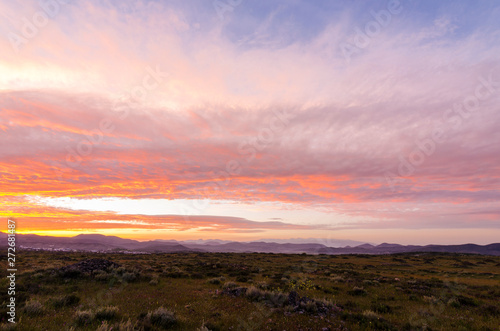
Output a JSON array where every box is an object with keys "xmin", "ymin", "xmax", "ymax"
[{"xmin": 0, "ymin": 250, "xmax": 499, "ymax": 330}]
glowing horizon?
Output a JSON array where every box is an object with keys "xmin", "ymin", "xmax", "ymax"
[{"xmin": 1, "ymin": 0, "xmax": 499, "ymax": 245}]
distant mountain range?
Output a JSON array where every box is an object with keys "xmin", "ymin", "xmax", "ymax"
[{"xmin": 1, "ymin": 233, "xmax": 499, "ymax": 255}]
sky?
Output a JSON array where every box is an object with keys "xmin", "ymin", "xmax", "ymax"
[{"xmin": 0, "ymin": 0, "xmax": 499, "ymax": 245}]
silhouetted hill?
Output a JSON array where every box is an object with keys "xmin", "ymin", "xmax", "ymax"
[{"xmin": 1, "ymin": 233, "xmax": 498, "ymax": 255}]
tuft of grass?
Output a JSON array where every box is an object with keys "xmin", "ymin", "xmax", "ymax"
[
  {"xmin": 301, "ymin": 300, "xmax": 318, "ymax": 313},
  {"xmin": 316, "ymin": 297, "xmax": 335, "ymax": 308},
  {"xmin": 75, "ymin": 309, "xmax": 95, "ymax": 326},
  {"xmin": 246, "ymin": 286, "xmax": 265, "ymax": 301},
  {"xmin": 196, "ymin": 321, "xmax": 211, "ymax": 331},
  {"xmin": 363, "ymin": 310, "xmax": 381, "ymax": 319},
  {"xmin": 348, "ymin": 286, "xmax": 367, "ymax": 296},
  {"xmin": 222, "ymin": 281, "xmax": 237, "ymax": 289},
  {"xmin": 207, "ymin": 277, "xmax": 224, "ymax": 285},
  {"xmin": 146, "ymin": 307, "xmax": 177, "ymax": 329},
  {"xmin": 95, "ymin": 270, "xmax": 110, "ymax": 281},
  {"xmin": 24, "ymin": 299, "xmax": 44, "ymax": 316},
  {"xmin": 256, "ymin": 281, "xmax": 269, "ymax": 290},
  {"xmin": 263, "ymin": 291, "xmax": 287, "ymax": 307},
  {"xmin": 96, "ymin": 319, "xmax": 135, "ymax": 331},
  {"xmin": 122, "ymin": 272, "xmax": 137, "ymax": 282},
  {"xmin": 96, "ymin": 321, "xmax": 112, "ymax": 331},
  {"xmin": 95, "ymin": 306, "xmax": 119, "ymax": 320},
  {"xmin": 0, "ymin": 323, "xmax": 16, "ymax": 331},
  {"xmin": 331, "ymin": 275, "xmax": 345, "ymax": 282},
  {"xmin": 96, "ymin": 318, "xmax": 135, "ymax": 331},
  {"xmin": 52, "ymin": 293, "xmax": 80, "ymax": 308},
  {"xmin": 117, "ymin": 319, "xmax": 135, "ymax": 331},
  {"xmin": 456, "ymin": 294, "xmax": 479, "ymax": 307}
]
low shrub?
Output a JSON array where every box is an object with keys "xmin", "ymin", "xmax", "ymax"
[
  {"xmin": 95, "ymin": 306, "xmax": 119, "ymax": 320},
  {"xmin": 222, "ymin": 281, "xmax": 237, "ymax": 290},
  {"xmin": 256, "ymin": 281, "xmax": 269, "ymax": 290},
  {"xmin": 301, "ymin": 300, "xmax": 317, "ymax": 313},
  {"xmin": 196, "ymin": 322, "xmax": 211, "ymax": 331},
  {"xmin": 122, "ymin": 272, "xmax": 137, "ymax": 282},
  {"xmin": 75, "ymin": 310, "xmax": 95, "ymax": 325},
  {"xmin": 263, "ymin": 291, "xmax": 287, "ymax": 307},
  {"xmin": 0, "ymin": 323, "xmax": 16, "ymax": 331},
  {"xmin": 479, "ymin": 304, "xmax": 500, "ymax": 317},
  {"xmin": 246, "ymin": 286, "xmax": 265, "ymax": 301},
  {"xmin": 348, "ymin": 286, "xmax": 367, "ymax": 296},
  {"xmin": 207, "ymin": 277, "xmax": 221, "ymax": 285},
  {"xmin": 372, "ymin": 302, "xmax": 392, "ymax": 314},
  {"xmin": 456, "ymin": 295, "xmax": 478, "ymax": 307},
  {"xmin": 147, "ymin": 307, "xmax": 177, "ymax": 329},
  {"xmin": 96, "ymin": 321, "xmax": 112, "ymax": 331},
  {"xmin": 363, "ymin": 310, "xmax": 381, "ymax": 319},
  {"xmin": 447, "ymin": 297, "xmax": 460, "ymax": 308},
  {"xmin": 52, "ymin": 294, "xmax": 80, "ymax": 308},
  {"xmin": 24, "ymin": 300, "xmax": 44, "ymax": 316},
  {"xmin": 236, "ymin": 275, "xmax": 250, "ymax": 282},
  {"xmin": 95, "ymin": 270, "xmax": 110, "ymax": 281},
  {"xmin": 95, "ymin": 320, "xmax": 136, "ymax": 331}
]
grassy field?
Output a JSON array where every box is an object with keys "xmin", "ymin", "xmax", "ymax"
[{"xmin": 0, "ymin": 250, "xmax": 499, "ymax": 330}]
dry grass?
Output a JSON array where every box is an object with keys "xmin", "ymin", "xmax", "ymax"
[{"xmin": 0, "ymin": 250, "xmax": 498, "ymax": 330}]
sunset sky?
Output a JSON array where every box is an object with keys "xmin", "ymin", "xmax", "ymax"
[{"xmin": 1, "ymin": 0, "xmax": 499, "ymax": 245}]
